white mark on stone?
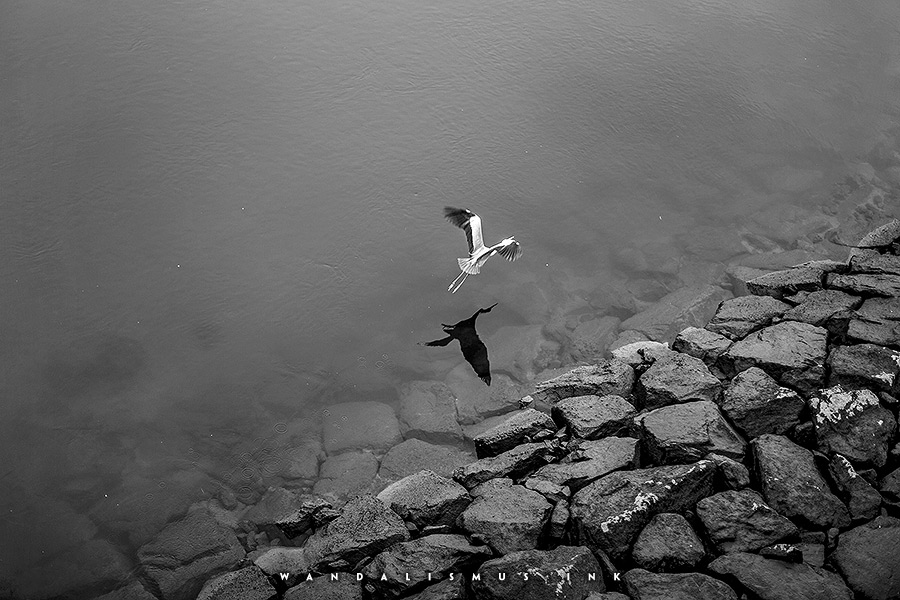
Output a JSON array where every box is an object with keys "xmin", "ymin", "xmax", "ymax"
[
  {"xmin": 599, "ymin": 491, "xmax": 659, "ymax": 533},
  {"xmin": 809, "ymin": 385, "xmax": 878, "ymax": 426}
]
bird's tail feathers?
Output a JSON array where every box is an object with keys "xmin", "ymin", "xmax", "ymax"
[{"xmin": 457, "ymin": 256, "xmax": 480, "ymax": 274}]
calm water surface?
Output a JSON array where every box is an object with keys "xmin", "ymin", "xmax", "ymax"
[{"xmin": 1, "ymin": 0, "xmax": 899, "ymax": 590}]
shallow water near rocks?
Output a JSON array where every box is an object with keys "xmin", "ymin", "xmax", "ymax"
[{"xmin": 1, "ymin": 0, "xmax": 900, "ymax": 593}]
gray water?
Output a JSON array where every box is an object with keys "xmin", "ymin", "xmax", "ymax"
[{"xmin": 1, "ymin": 0, "xmax": 899, "ymax": 592}]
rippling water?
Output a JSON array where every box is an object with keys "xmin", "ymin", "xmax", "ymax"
[{"xmin": 1, "ymin": 0, "xmax": 899, "ymax": 592}]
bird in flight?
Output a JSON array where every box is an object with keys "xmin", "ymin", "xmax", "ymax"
[
  {"xmin": 420, "ymin": 303, "xmax": 498, "ymax": 385},
  {"xmin": 444, "ymin": 207, "xmax": 522, "ymax": 293}
]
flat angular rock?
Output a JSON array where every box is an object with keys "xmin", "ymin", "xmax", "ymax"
[
  {"xmin": 377, "ymin": 439, "xmax": 474, "ymax": 484},
  {"xmin": 623, "ymin": 569, "xmax": 738, "ymax": 600},
  {"xmin": 474, "ymin": 408, "xmax": 556, "ymax": 458},
  {"xmin": 548, "ymin": 499, "xmax": 570, "ymax": 542},
  {"xmin": 747, "ymin": 262, "xmax": 842, "ymax": 299},
  {"xmin": 453, "ymin": 441, "xmax": 561, "ymax": 489},
  {"xmin": 847, "ymin": 297, "xmax": 900, "ymax": 347},
  {"xmin": 850, "ymin": 252, "xmax": 900, "ymax": 275},
  {"xmin": 312, "ymin": 450, "xmax": 378, "ymax": 503},
  {"xmin": 707, "ymin": 296, "xmax": 792, "ymax": 340},
  {"xmin": 471, "ymin": 546, "xmax": 604, "ymax": 600},
  {"xmin": 283, "ymin": 575, "xmax": 362, "ymax": 600},
  {"xmin": 303, "ymin": 494, "xmax": 410, "ymax": 572},
  {"xmin": 636, "ymin": 353, "xmax": 723, "ymax": 409},
  {"xmin": 827, "ymin": 343, "xmax": 900, "ymax": 393},
  {"xmin": 727, "ymin": 265, "xmax": 771, "ymax": 296},
  {"xmin": 631, "ymin": 513, "xmax": 705, "ymax": 572},
  {"xmin": 696, "ymin": 490, "xmax": 798, "ymax": 553},
  {"xmin": 672, "ymin": 327, "xmax": 732, "ymax": 369},
  {"xmin": 781, "ymin": 289, "xmax": 862, "ymax": 326},
  {"xmin": 826, "ymin": 272, "xmax": 900, "ymax": 297},
  {"xmin": 531, "ymin": 361, "xmax": 635, "ymax": 406},
  {"xmin": 833, "ymin": 516, "xmax": 900, "ymax": 600},
  {"xmin": 721, "ymin": 367, "xmax": 805, "ymax": 438},
  {"xmin": 274, "ymin": 495, "xmax": 338, "ymax": 539},
  {"xmin": 137, "ymin": 508, "xmax": 245, "ymax": 600},
  {"xmin": 808, "ymin": 385, "xmax": 896, "ymax": 468},
  {"xmin": 570, "ymin": 461, "xmax": 715, "ymax": 560},
  {"xmin": 457, "ymin": 484, "xmax": 552, "ymax": 554},
  {"xmin": 524, "ymin": 478, "xmax": 569, "ymax": 503},
  {"xmin": 752, "ymin": 434, "xmax": 850, "ymax": 529},
  {"xmin": 398, "ymin": 381, "xmax": 464, "ymax": 444},
  {"xmin": 635, "ymin": 400, "xmax": 746, "ymax": 464},
  {"xmin": 450, "ymin": 370, "xmax": 525, "ymax": 425},
  {"xmin": 377, "ymin": 470, "xmax": 471, "ymax": 529},
  {"xmin": 705, "ymin": 453, "xmax": 751, "ymax": 490},
  {"xmin": 196, "ymin": 566, "xmax": 275, "ymax": 600},
  {"xmin": 708, "ymin": 552, "xmax": 852, "ymax": 600},
  {"xmin": 827, "ymin": 455, "xmax": 881, "ymax": 522},
  {"xmin": 362, "ymin": 534, "xmax": 492, "ymax": 598},
  {"xmin": 611, "ymin": 340, "xmax": 672, "ymax": 368},
  {"xmin": 532, "ymin": 437, "xmax": 640, "ymax": 491},
  {"xmin": 723, "ymin": 321, "xmax": 827, "ymax": 395},
  {"xmin": 253, "ymin": 548, "xmax": 314, "ymax": 586},
  {"xmin": 322, "ymin": 401, "xmax": 402, "ymax": 454},
  {"xmin": 619, "ymin": 285, "xmax": 732, "ymax": 342},
  {"xmin": 551, "ymin": 394, "xmax": 636, "ymax": 440}
]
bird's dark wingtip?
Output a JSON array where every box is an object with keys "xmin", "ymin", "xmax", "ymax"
[{"xmin": 480, "ymin": 375, "xmax": 491, "ymax": 386}]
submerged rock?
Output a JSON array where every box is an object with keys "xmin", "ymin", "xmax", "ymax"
[
  {"xmin": 619, "ymin": 285, "xmax": 732, "ymax": 342},
  {"xmin": 321, "ymin": 401, "xmax": 403, "ymax": 454},
  {"xmin": 196, "ymin": 566, "xmax": 275, "ymax": 600},
  {"xmin": 397, "ymin": 381, "xmax": 465, "ymax": 445}
]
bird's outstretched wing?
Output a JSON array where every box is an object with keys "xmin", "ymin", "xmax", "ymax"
[
  {"xmin": 444, "ymin": 207, "xmax": 484, "ymax": 255},
  {"xmin": 496, "ymin": 239, "xmax": 522, "ymax": 261},
  {"xmin": 420, "ymin": 336, "xmax": 454, "ymax": 347}
]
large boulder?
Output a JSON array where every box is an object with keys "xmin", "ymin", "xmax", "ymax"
[
  {"xmin": 752, "ymin": 435, "xmax": 850, "ymax": 529},
  {"xmin": 634, "ymin": 400, "xmax": 746, "ymax": 464},
  {"xmin": 832, "ymin": 516, "xmax": 900, "ymax": 600},
  {"xmin": 397, "ymin": 381, "xmax": 464, "ymax": 444},
  {"xmin": 623, "ymin": 569, "xmax": 738, "ymax": 600},
  {"xmin": 457, "ymin": 482, "xmax": 552, "ymax": 554},
  {"xmin": 696, "ymin": 490, "xmax": 798, "ymax": 553},
  {"xmin": 708, "ymin": 552, "xmax": 852, "ymax": 600},
  {"xmin": 473, "ymin": 409, "xmax": 556, "ymax": 458},
  {"xmin": 570, "ymin": 461, "xmax": 715, "ymax": 560},
  {"xmin": 321, "ymin": 401, "xmax": 402, "ymax": 454},
  {"xmin": 720, "ymin": 367, "xmax": 805, "ymax": 438},
  {"xmin": 531, "ymin": 362, "xmax": 635, "ymax": 406},
  {"xmin": 671, "ymin": 327, "xmax": 732, "ymax": 371},
  {"xmin": 377, "ymin": 470, "xmax": 471, "ymax": 529},
  {"xmin": 137, "ymin": 508, "xmax": 245, "ymax": 600},
  {"xmin": 706, "ymin": 296, "xmax": 792, "ymax": 340},
  {"xmin": 847, "ymin": 297, "xmax": 900, "ymax": 347},
  {"xmin": 551, "ymin": 394, "xmax": 636, "ymax": 440},
  {"xmin": 723, "ymin": 321, "xmax": 827, "ymax": 395},
  {"xmin": 826, "ymin": 343, "xmax": 900, "ymax": 394},
  {"xmin": 631, "ymin": 513, "xmax": 705, "ymax": 572},
  {"xmin": 471, "ymin": 546, "xmax": 603, "ymax": 600},
  {"xmin": 746, "ymin": 262, "xmax": 842, "ymax": 299},
  {"xmin": 362, "ymin": 534, "xmax": 492, "ymax": 598},
  {"xmin": 781, "ymin": 289, "xmax": 862, "ymax": 327},
  {"xmin": 826, "ymin": 272, "xmax": 900, "ymax": 297},
  {"xmin": 531, "ymin": 437, "xmax": 640, "ymax": 491},
  {"xmin": 808, "ymin": 385, "xmax": 896, "ymax": 468},
  {"xmin": 636, "ymin": 353, "xmax": 722, "ymax": 409},
  {"xmin": 619, "ymin": 285, "xmax": 732, "ymax": 342}
]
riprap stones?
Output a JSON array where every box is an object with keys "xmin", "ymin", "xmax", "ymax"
[{"xmin": 808, "ymin": 385, "xmax": 896, "ymax": 468}]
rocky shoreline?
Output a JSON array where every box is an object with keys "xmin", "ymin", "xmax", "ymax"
[{"xmin": 80, "ymin": 219, "xmax": 900, "ymax": 600}]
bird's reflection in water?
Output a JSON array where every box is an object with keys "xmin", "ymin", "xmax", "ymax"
[{"xmin": 420, "ymin": 303, "xmax": 498, "ymax": 385}]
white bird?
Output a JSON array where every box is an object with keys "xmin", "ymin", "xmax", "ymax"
[{"xmin": 444, "ymin": 206, "xmax": 522, "ymax": 293}]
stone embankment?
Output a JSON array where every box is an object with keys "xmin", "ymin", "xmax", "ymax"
[{"xmin": 98, "ymin": 220, "xmax": 900, "ymax": 600}]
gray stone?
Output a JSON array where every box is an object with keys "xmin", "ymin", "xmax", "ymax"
[
  {"xmin": 473, "ymin": 408, "xmax": 556, "ymax": 458},
  {"xmin": 585, "ymin": 594, "xmax": 630, "ymax": 600},
  {"xmin": 453, "ymin": 441, "xmax": 561, "ymax": 489},
  {"xmin": 471, "ymin": 546, "xmax": 604, "ymax": 600},
  {"xmin": 672, "ymin": 327, "xmax": 732, "ymax": 370},
  {"xmin": 274, "ymin": 495, "xmax": 338, "ymax": 539},
  {"xmin": 636, "ymin": 353, "xmax": 723, "ymax": 409},
  {"xmin": 489, "ymin": 324, "xmax": 561, "ymax": 382},
  {"xmin": 403, "ymin": 577, "xmax": 465, "ymax": 600},
  {"xmin": 548, "ymin": 499, "xmax": 570, "ymax": 543},
  {"xmin": 283, "ymin": 575, "xmax": 362, "ymax": 600},
  {"xmin": 362, "ymin": 534, "xmax": 492, "ymax": 598},
  {"xmin": 881, "ymin": 466, "xmax": 900, "ymax": 506},
  {"xmin": 781, "ymin": 289, "xmax": 862, "ymax": 327},
  {"xmin": 450, "ymin": 370, "xmax": 526, "ymax": 424},
  {"xmin": 137, "ymin": 508, "xmax": 245, "ymax": 600},
  {"xmin": 253, "ymin": 548, "xmax": 313, "ymax": 586},
  {"xmin": 708, "ymin": 552, "xmax": 852, "ymax": 600},
  {"xmin": 827, "ymin": 455, "xmax": 881, "ymax": 522},
  {"xmin": 552, "ymin": 394, "xmax": 636, "ymax": 440},
  {"xmin": 721, "ymin": 367, "xmax": 805, "ymax": 438},
  {"xmin": 312, "ymin": 450, "xmax": 379, "ymax": 503},
  {"xmin": 635, "ymin": 400, "xmax": 746, "ymax": 464},
  {"xmin": 707, "ymin": 295, "xmax": 792, "ymax": 340},
  {"xmin": 723, "ymin": 321, "xmax": 827, "ymax": 395},
  {"xmin": 377, "ymin": 439, "xmax": 474, "ymax": 485},
  {"xmin": 611, "ymin": 340, "xmax": 672, "ymax": 368},
  {"xmin": 759, "ymin": 542, "xmax": 803, "ymax": 563},
  {"xmin": 808, "ymin": 385, "xmax": 896, "ymax": 468},
  {"xmin": 726, "ymin": 265, "xmax": 771, "ymax": 297},
  {"xmin": 398, "ymin": 381, "xmax": 464, "ymax": 444},
  {"xmin": 532, "ymin": 437, "xmax": 640, "ymax": 491},
  {"xmin": 850, "ymin": 252, "xmax": 900, "ymax": 275},
  {"xmin": 619, "ymin": 285, "xmax": 732, "ymax": 342},
  {"xmin": 531, "ymin": 361, "xmax": 635, "ymax": 406},
  {"xmin": 696, "ymin": 490, "xmax": 798, "ymax": 553},
  {"xmin": 623, "ymin": 569, "xmax": 738, "ymax": 600},
  {"xmin": 705, "ymin": 453, "xmax": 751, "ymax": 491},
  {"xmin": 752, "ymin": 435, "xmax": 850, "ymax": 529},
  {"xmin": 321, "ymin": 401, "xmax": 402, "ymax": 454},
  {"xmin": 377, "ymin": 470, "xmax": 471, "ymax": 529},
  {"xmin": 196, "ymin": 566, "xmax": 275, "ymax": 600},
  {"xmin": 570, "ymin": 315, "xmax": 622, "ymax": 363},
  {"xmin": 747, "ymin": 262, "xmax": 841, "ymax": 299},
  {"xmin": 570, "ymin": 461, "xmax": 715, "ymax": 560},
  {"xmin": 833, "ymin": 516, "xmax": 900, "ymax": 600},
  {"xmin": 827, "ymin": 343, "xmax": 900, "ymax": 394},
  {"xmin": 847, "ymin": 297, "xmax": 900, "ymax": 347},
  {"xmin": 826, "ymin": 272, "xmax": 900, "ymax": 297},
  {"xmin": 523, "ymin": 478, "xmax": 570, "ymax": 504},
  {"xmin": 458, "ymin": 484, "xmax": 552, "ymax": 554},
  {"xmin": 631, "ymin": 513, "xmax": 705, "ymax": 572},
  {"xmin": 92, "ymin": 581, "xmax": 158, "ymax": 600}
]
